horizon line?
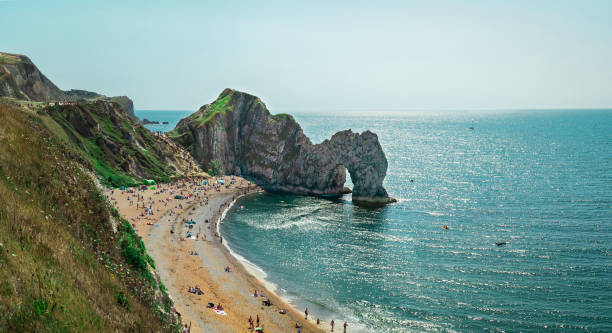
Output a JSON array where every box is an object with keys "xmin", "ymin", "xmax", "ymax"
[{"xmin": 135, "ymin": 107, "xmax": 612, "ymax": 112}]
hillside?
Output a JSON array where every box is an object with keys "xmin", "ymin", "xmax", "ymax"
[
  {"xmin": 43, "ymin": 100, "xmax": 203, "ymax": 188},
  {"xmin": 0, "ymin": 52, "xmax": 136, "ymax": 119},
  {"xmin": 0, "ymin": 50, "xmax": 202, "ymax": 187},
  {"xmin": 0, "ymin": 103, "xmax": 179, "ymax": 331},
  {"xmin": 0, "ymin": 52, "xmax": 65, "ymax": 101},
  {"xmin": 65, "ymin": 89, "xmax": 136, "ymax": 120},
  {"xmin": 0, "ymin": 51, "xmax": 205, "ymax": 331}
]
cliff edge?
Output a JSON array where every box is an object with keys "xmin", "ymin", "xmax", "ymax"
[
  {"xmin": 170, "ymin": 88, "xmax": 395, "ymax": 207},
  {"xmin": 0, "ymin": 52, "xmax": 136, "ymax": 120}
]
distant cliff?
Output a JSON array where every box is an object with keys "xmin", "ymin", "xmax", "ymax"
[
  {"xmin": 0, "ymin": 52, "xmax": 136, "ymax": 119},
  {"xmin": 0, "ymin": 52, "xmax": 66, "ymax": 101},
  {"xmin": 170, "ymin": 89, "xmax": 395, "ymax": 206},
  {"xmin": 65, "ymin": 89, "xmax": 136, "ymax": 120}
]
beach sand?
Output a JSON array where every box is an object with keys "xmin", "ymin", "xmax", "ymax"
[{"xmin": 109, "ymin": 177, "xmax": 328, "ymax": 332}]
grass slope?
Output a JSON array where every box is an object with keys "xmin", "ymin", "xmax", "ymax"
[
  {"xmin": 0, "ymin": 104, "xmax": 178, "ymax": 332},
  {"xmin": 44, "ymin": 102, "xmax": 178, "ymax": 188}
]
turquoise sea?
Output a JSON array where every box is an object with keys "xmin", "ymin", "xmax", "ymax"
[
  {"xmin": 135, "ymin": 110, "xmax": 192, "ymax": 133},
  {"xmin": 139, "ymin": 109, "xmax": 612, "ymax": 332}
]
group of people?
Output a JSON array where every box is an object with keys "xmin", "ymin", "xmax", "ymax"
[
  {"xmin": 206, "ymin": 302, "xmax": 224, "ymax": 311},
  {"xmin": 305, "ymin": 307, "xmax": 348, "ymax": 332},
  {"xmin": 248, "ymin": 314, "xmax": 264, "ymax": 331},
  {"xmin": 187, "ymin": 285, "xmax": 204, "ymax": 295}
]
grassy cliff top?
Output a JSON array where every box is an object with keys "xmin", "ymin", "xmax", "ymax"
[
  {"xmin": 189, "ymin": 88, "xmax": 236, "ymax": 126},
  {"xmin": 0, "ymin": 52, "xmax": 22, "ymax": 65},
  {"xmin": 175, "ymin": 88, "xmax": 292, "ymax": 129}
]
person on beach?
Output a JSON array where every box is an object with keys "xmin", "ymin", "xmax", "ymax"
[
  {"xmin": 331, "ymin": 319, "xmax": 335, "ymax": 331},
  {"xmin": 249, "ymin": 316, "xmax": 254, "ymax": 329},
  {"xmin": 305, "ymin": 307, "xmax": 308, "ymax": 319},
  {"xmin": 344, "ymin": 321, "xmax": 348, "ymax": 332},
  {"xmin": 256, "ymin": 314, "xmax": 260, "ymax": 326}
]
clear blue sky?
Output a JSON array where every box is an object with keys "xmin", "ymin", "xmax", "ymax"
[{"xmin": 1, "ymin": 0, "xmax": 611, "ymax": 111}]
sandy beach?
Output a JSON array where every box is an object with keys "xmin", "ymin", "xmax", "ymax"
[{"xmin": 108, "ymin": 178, "xmax": 329, "ymax": 332}]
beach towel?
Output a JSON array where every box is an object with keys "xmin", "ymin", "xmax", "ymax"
[{"xmin": 214, "ymin": 309, "xmax": 227, "ymax": 315}]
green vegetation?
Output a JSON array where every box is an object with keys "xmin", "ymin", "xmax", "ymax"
[
  {"xmin": 118, "ymin": 220, "xmax": 156, "ymax": 287},
  {"xmin": 43, "ymin": 102, "xmax": 179, "ymax": 188},
  {"xmin": 274, "ymin": 113, "xmax": 295, "ymax": 121},
  {"xmin": 0, "ymin": 53, "xmax": 20, "ymax": 65},
  {"xmin": 0, "ymin": 103, "xmax": 178, "ymax": 331},
  {"xmin": 192, "ymin": 90, "xmax": 233, "ymax": 126},
  {"xmin": 207, "ymin": 159, "xmax": 221, "ymax": 176}
]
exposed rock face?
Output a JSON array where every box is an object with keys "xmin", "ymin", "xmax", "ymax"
[
  {"xmin": 1, "ymin": 52, "xmax": 136, "ymax": 120},
  {"xmin": 108, "ymin": 96, "xmax": 135, "ymax": 119},
  {"xmin": 0, "ymin": 52, "xmax": 66, "ymax": 101},
  {"xmin": 170, "ymin": 89, "xmax": 395, "ymax": 206}
]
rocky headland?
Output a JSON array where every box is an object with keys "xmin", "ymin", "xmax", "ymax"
[
  {"xmin": 170, "ymin": 88, "xmax": 395, "ymax": 207},
  {"xmin": 0, "ymin": 52, "xmax": 136, "ymax": 119}
]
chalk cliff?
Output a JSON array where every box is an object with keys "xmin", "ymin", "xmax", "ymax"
[{"xmin": 170, "ymin": 89, "xmax": 395, "ymax": 207}]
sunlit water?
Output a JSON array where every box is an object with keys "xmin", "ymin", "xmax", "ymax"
[{"xmin": 142, "ymin": 109, "xmax": 612, "ymax": 332}]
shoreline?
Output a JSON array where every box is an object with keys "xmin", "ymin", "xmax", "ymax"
[
  {"xmin": 216, "ymin": 192, "xmax": 360, "ymax": 333},
  {"xmin": 109, "ymin": 178, "xmax": 326, "ymax": 332},
  {"xmin": 215, "ymin": 193, "xmax": 290, "ymax": 316},
  {"xmin": 207, "ymin": 191, "xmax": 330, "ymax": 332}
]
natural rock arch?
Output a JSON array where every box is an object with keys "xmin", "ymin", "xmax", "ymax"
[
  {"xmin": 322, "ymin": 130, "xmax": 391, "ymax": 204},
  {"xmin": 170, "ymin": 89, "xmax": 396, "ymax": 207}
]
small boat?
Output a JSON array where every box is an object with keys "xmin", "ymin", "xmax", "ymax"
[
  {"xmin": 496, "ymin": 241, "xmax": 506, "ymax": 246},
  {"xmin": 469, "ymin": 126, "xmax": 474, "ymax": 130}
]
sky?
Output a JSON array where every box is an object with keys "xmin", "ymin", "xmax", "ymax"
[{"xmin": 1, "ymin": 0, "xmax": 611, "ymax": 111}]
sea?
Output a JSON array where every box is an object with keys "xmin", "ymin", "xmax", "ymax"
[{"xmin": 137, "ymin": 109, "xmax": 612, "ymax": 332}]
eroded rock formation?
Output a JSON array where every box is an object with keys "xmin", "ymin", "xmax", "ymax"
[{"xmin": 170, "ymin": 89, "xmax": 395, "ymax": 206}]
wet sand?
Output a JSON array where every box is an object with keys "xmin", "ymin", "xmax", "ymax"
[{"xmin": 109, "ymin": 178, "xmax": 327, "ymax": 332}]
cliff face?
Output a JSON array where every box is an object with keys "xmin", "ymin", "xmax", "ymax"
[
  {"xmin": 170, "ymin": 89, "xmax": 395, "ymax": 206},
  {"xmin": 0, "ymin": 52, "xmax": 66, "ymax": 101},
  {"xmin": 1, "ymin": 52, "xmax": 136, "ymax": 120},
  {"xmin": 109, "ymin": 95, "xmax": 135, "ymax": 119}
]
